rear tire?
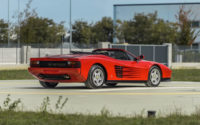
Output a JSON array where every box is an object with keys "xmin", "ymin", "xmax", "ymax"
[
  {"xmin": 39, "ymin": 81, "xmax": 58, "ymax": 88},
  {"xmin": 106, "ymin": 83, "xmax": 118, "ymax": 87},
  {"xmin": 85, "ymin": 65, "xmax": 105, "ymax": 89},
  {"xmin": 145, "ymin": 66, "xmax": 161, "ymax": 87}
]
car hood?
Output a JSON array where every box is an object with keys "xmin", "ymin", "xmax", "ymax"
[
  {"xmin": 140, "ymin": 60, "xmax": 169, "ymax": 68},
  {"xmin": 140, "ymin": 60, "xmax": 161, "ymax": 65}
]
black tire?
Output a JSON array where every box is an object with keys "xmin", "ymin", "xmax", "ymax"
[
  {"xmin": 145, "ymin": 66, "xmax": 161, "ymax": 87},
  {"xmin": 39, "ymin": 81, "xmax": 58, "ymax": 88},
  {"xmin": 85, "ymin": 65, "xmax": 106, "ymax": 89},
  {"xmin": 106, "ymin": 83, "xmax": 118, "ymax": 87}
]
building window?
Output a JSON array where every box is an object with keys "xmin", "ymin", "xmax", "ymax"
[{"xmin": 191, "ymin": 21, "xmax": 200, "ymax": 28}]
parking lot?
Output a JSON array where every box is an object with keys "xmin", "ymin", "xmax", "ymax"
[{"xmin": 0, "ymin": 80, "xmax": 200, "ymax": 116}]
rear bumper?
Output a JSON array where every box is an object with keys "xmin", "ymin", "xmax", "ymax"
[{"xmin": 28, "ymin": 67, "xmax": 86, "ymax": 83}]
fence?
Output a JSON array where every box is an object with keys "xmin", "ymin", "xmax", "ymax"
[
  {"xmin": 173, "ymin": 45, "xmax": 200, "ymax": 62},
  {"xmin": 109, "ymin": 43, "xmax": 171, "ymax": 67},
  {"xmin": 0, "ymin": 43, "xmax": 97, "ymax": 64},
  {"xmin": 1, "ymin": 42, "xmax": 200, "ymax": 65}
]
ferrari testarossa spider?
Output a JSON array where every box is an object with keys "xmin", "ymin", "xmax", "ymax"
[{"xmin": 28, "ymin": 48, "xmax": 172, "ymax": 89}]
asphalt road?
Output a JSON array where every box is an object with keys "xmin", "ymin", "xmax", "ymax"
[{"xmin": 0, "ymin": 80, "xmax": 200, "ymax": 116}]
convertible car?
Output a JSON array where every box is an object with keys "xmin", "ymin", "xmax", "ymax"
[{"xmin": 28, "ymin": 48, "xmax": 171, "ymax": 89}]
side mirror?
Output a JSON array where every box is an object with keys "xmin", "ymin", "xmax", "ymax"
[
  {"xmin": 134, "ymin": 55, "xmax": 144, "ymax": 61},
  {"xmin": 139, "ymin": 55, "xmax": 144, "ymax": 60}
]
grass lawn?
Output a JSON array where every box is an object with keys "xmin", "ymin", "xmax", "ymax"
[
  {"xmin": 0, "ymin": 69, "xmax": 200, "ymax": 81},
  {"xmin": 171, "ymin": 69, "xmax": 200, "ymax": 82},
  {"xmin": 0, "ymin": 111, "xmax": 200, "ymax": 125},
  {"xmin": 0, "ymin": 70, "xmax": 34, "ymax": 80}
]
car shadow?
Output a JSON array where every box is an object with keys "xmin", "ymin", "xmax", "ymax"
[{"xmin": 15, "ymin": 84, "xmax": 147, "ymax": 90}]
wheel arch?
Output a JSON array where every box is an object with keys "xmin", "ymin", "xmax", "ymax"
[
  {"xmin": 92, "ymin": 63, "xmax": 108, "ymax": 81},
  {"xmin": 145, "ymin": 64, "xmax": 162, "ymax": 87},
  {"xmin": 151, "ymin": 64, "xmax": 163, "ymax": 78}
]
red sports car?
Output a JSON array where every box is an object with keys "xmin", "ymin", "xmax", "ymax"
[{"xmin": 28, "ymin": 48, "xmax": 172, "ymax": 89}]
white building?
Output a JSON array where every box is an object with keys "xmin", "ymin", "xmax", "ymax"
[{"xmin": 191, "ymin": 21, "xmax": 200, "ymax": 49}]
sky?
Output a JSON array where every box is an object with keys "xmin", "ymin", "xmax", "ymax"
[
  {"xmin": 0, "ymin": 0, "xmax": 200, "ymax": 28},
  {"xmin": 115, "ymin": 4, "xmax": 200, "ymax": 23}
]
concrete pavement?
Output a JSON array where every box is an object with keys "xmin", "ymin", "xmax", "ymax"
[{"xmin": 0, "ymin": 80, "xmax": 200, "ymax": 116}]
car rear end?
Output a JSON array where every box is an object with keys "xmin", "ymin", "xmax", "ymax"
[{"xmin": 28, "ymin": 57, "xmax": 86, "ymax": 83}]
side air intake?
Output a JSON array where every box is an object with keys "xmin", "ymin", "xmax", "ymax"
[{"xmin": 115, "ymin": 65, "xmax": 123, "ymax": 78}]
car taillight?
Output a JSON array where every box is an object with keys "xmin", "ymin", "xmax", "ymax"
[
  {"xmin": 67, "ymin": 61, "xmax": 81, "ymax": 68},
  {"xmin": 30, "ymin": 61, "xmax": 40, "ymax": 67}
]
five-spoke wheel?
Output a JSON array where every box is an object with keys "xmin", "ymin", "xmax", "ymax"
[
  {"xmin": 145, "ymin": 66, "xmax": 161, "ymax": 87},
  {"xmin": 92, "ymin": 68, "xmax": 104, "ymax": 87},
  {"xmin": 85, "ymin": 65, "xmax": 105, "ymax": 89}
]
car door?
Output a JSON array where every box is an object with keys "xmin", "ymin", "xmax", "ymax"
[{"xmin": 113, "ymin": 51, "xmax": 148, "ymax": 81}]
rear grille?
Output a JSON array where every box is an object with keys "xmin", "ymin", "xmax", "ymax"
[
  {"xmin": 115, "ymin": 65, "xmax": 123, "ymax": 78},
  {"xmin": 39, "ymin": 74, "xmax": 70, "ymax": 80},
  {"xmin": 32, "ymin": 61, "xmax": 81, "ymax": 68},
  {"xmin": 40, "ymin": 61, "xmax": 68, "ymax": 68}
]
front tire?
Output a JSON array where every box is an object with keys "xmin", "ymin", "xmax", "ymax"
[
  {"xmin": 85, "ymin": 65, "xmax": 105, "ymax": 89},
  {"xmin": 145, "ymin": 66, "xmax": 161, "ymax": 87},
  {"xmin": 39, "ymin": 81, "xmax": 58, "ymax": 88}
]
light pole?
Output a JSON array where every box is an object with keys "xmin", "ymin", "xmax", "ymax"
[
  {"xmin": 7, "ymin": 0, "xmax": 10, "ymax": 46},
  {"xmin": 69, "ymin": 0, "xmax": 72, "ymax": 53},
  {"xmin": 16, "ymin": 0, "xmax": 20, "ymax": 64}
]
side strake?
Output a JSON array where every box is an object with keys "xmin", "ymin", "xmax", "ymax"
[{"xmin": 115, "ymin": 65, "xmax": 145, "ymax": 79}]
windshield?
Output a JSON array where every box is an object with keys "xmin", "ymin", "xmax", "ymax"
[{"xmin": 93, "ymin": 49, "xmax": 136, "ymax": 61}]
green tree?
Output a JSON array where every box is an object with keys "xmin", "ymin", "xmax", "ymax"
[
  {"xmin": 72, "ymin": 17, "xmax": 114, "ymax": 45},
  {"xmin": 151, "ymin": 20, "xmax": 178, "ymax": 44},
  {"xmin": 92, "ymin": 17, "xmax": 114, "ymax": 43},
  {"xmin": 18, "ymin": 0, "xmax": 65, "ymax": 46},
  {"xmin": 20, "ymin": 17, "xmax": 65, "ymax": 45},
  {"xmin": 0, "ymin": 19, "xmax": 8, "ymax": 43},
  {"xmin": 119, "ymin": 12, "xmax": 178, "ymax": 44},
  {"xmin": 175, "ymin": 6, "xmax": 199, "ymax": 45},
  {"xmin": 72, "ymin": 20, "xmax": 93, "ymax": 45}
]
